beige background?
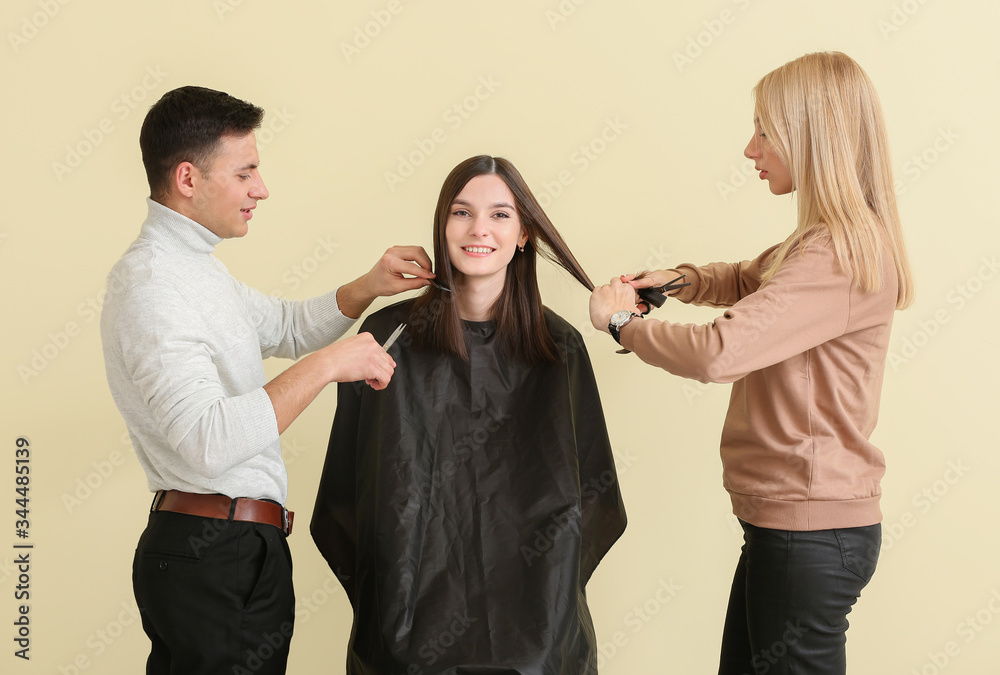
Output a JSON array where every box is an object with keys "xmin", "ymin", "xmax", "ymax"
[{"xmin": 2, "ymin": 0, "xmax": 998, "ymax": 673}]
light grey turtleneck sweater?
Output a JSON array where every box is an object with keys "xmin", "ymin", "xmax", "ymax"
[{"xmin": 101, "ymin": 199, "xmax": 355, "ymax": 504}]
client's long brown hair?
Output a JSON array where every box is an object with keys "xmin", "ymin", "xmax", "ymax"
[{"xmin": 408, "ymin": 155, "xmax": 593, "ymax": 363}]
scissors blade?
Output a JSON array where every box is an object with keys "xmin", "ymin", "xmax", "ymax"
[
  {"xmin": 381, "ymin": 323, "xmax": 406, "ymax": 351},
  {"xmin": 652, "ymin": 274, "xmax": 691, "ymax": 293}
]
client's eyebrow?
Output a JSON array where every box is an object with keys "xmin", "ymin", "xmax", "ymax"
[{"xmin": 452, "ymin": 199, "xmax": 515, "ymax": 209}]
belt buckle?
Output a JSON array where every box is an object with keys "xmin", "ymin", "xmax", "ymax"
[{"xmin": 282, "ymin": 507, "xmax": 291, "ymax": 536}]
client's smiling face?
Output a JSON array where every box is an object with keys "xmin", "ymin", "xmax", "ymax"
[{"xmin": 444, "ymin": 173, "xmax": 528, "ymax": 287}]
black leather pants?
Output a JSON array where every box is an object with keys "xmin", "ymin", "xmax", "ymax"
[{"xmin": 718, "ymin": 519, "xmax": 881, "ymax": 675}]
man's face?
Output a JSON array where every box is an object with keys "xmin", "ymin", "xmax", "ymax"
[{"xmin": 189, "ymin": 132, "xmax": 269, "ymax": 239}]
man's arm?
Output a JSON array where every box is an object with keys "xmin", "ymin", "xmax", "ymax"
[
  {"xmin": 264, "ymin": 245, "xmax": 433, "ymax": 432},
  {"xmin": 336, "ymin": 245, "xmax": 435, "ymax": 319},
  {"xmin": 263, "ymin": 332, "xmax": 395, "ymax": 434}
]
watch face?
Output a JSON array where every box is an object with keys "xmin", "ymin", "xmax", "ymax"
[{"xmin": 610, "ymin": 310, "xmax": 633, "ymax": 328}]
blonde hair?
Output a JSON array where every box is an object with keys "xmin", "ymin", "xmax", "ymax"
[{"xmin": 754, "ymin": 51, "xmax": 913, "ymax": 309}]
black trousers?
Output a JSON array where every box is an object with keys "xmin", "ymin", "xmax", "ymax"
[
  {"xmin": 132, "ymin": 510, "xmax": 295, "ymax": 675},
  {"xmin": 718, "ymin": 520, "xmax": 881, "ymax": 675}
]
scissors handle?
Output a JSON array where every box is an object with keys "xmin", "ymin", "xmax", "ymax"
[{"xmin": 637, "ymin": 274, "xmax": 690, "ymax": 310}]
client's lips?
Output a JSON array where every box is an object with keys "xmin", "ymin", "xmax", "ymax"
[{"xmin": 462, "ymin": 246, "xmax": 495, "ymax": 256}]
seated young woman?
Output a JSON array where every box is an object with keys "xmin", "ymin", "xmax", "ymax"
[{"xmin": 311, "ymin": 155, "xmax": 627, "ymax": 675}]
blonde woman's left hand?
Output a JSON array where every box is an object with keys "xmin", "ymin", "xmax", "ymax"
[{"xmin": 589, "ymin": 277, "xmax": 641, "ymax": 334}]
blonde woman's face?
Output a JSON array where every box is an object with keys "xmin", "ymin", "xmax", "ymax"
[{"xmin": 744, "ymin": 121, "xmax": 793, "ymax": 195}]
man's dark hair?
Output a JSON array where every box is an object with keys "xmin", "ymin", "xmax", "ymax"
[{"xmin": 139, "ymin": 86, "xmax": 264, "ymax": 201}]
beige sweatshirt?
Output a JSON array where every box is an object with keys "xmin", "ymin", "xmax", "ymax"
[{"xmin": 619, "ymin": 235, "xmax": 897, "ymax": 530}]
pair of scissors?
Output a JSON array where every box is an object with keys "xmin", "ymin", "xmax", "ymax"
[
  {"xmin": 615, "ymin": 274, "xmax": 691, "ymax": 356},
  {"xmin": 369, "ymin": 323, "xmax": 407, "ymax": 388},
  {"xmin": 636, "ymin": 274, "xmax": 691, "ymax": 314},
  {"xmin": 381, "ymin": 323, "xmax": 406, "ymax": 351}
]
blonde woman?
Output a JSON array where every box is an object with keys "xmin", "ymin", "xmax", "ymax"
[{"xmin": 590, "ymin": 52, "xmax": 912, "ymax": 674}]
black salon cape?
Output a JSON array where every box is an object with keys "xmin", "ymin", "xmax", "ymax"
[{"xmin": 311, "ymin": 299, "xmax": 627, "ymax": 675}]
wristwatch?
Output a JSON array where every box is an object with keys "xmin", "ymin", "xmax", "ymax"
[{"xmin": 608, "ymin": 310, "xmax": 641, "ymax": 345}]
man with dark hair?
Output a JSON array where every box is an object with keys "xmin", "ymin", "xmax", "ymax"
[
  {"xmin": 138, "ymin": 85, "xmax": 270, "ymax": 202},
  {"xmin": 100, "ymin": 85, "xmax": 434, "ymax": 674}
]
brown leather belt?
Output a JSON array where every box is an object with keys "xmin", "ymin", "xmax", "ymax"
[{"xmin": 151, "ymin": 490, "xmax": 293, "ymax": 535}]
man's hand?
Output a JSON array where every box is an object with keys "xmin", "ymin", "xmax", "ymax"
[
  {"xmin": 319, "ymin": 332, "xmax": 396, "ymax": 390},
  {"xmin": 589, "ymin": 277, "xmax": 642, "ymax": 335},
  {"xmin": 264, "ymin": 332, "xmax": 396, "ymax": 434},
  {"xmin": 337, "ymin": 246, "xmax": 435, "ymax": 318}
]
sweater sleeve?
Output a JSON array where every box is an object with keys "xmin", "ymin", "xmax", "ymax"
[
  {"xmin": 229, "ymin": 273, "xmax": 358, "ymax": 360},
  {"xmin": 114, "ymin": 279, "xmax": 279, "ymax": 479},
  {"xmin": 621, "ymin": 239, "xmax": 852, "ymax": 384},
  {"xmin": 671, "ymin": 244, "xmax": 779, "ymax": 308}
]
